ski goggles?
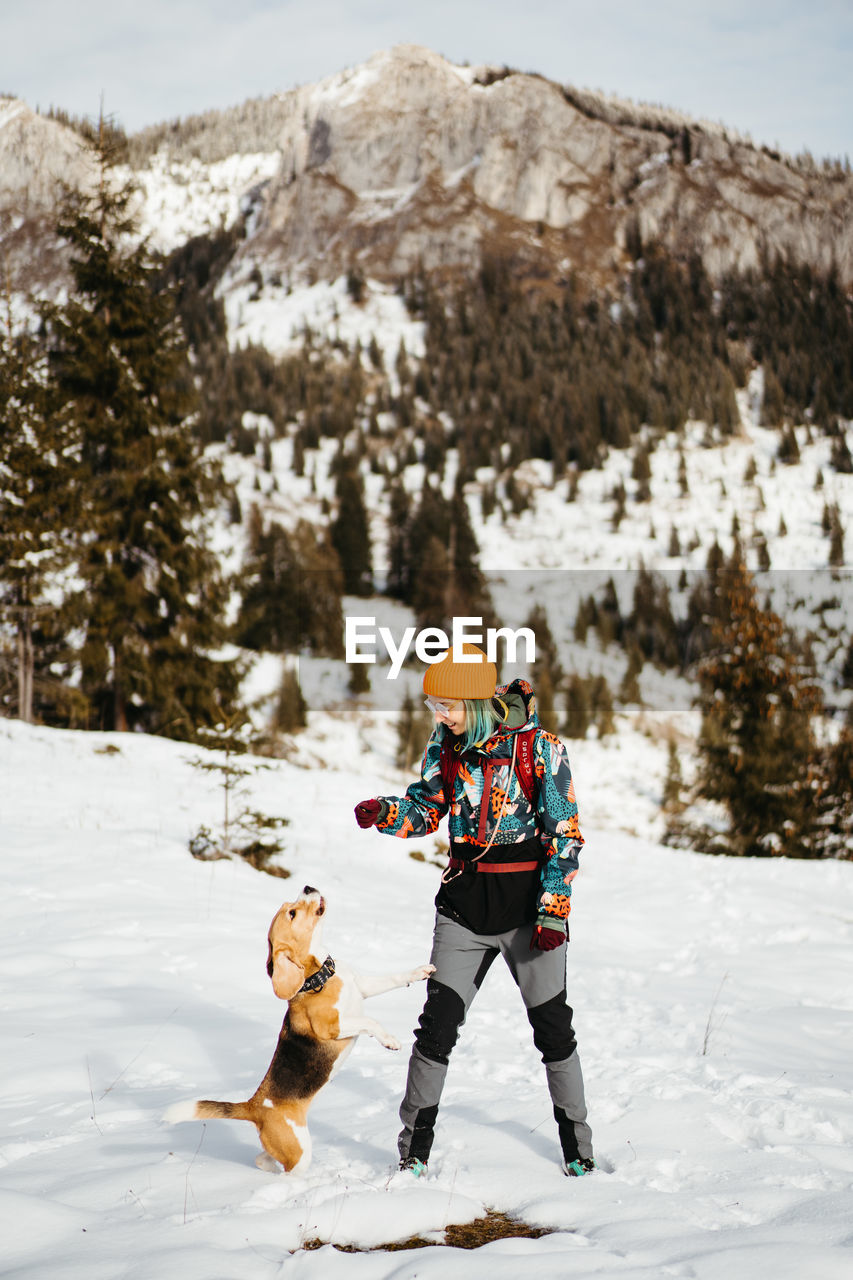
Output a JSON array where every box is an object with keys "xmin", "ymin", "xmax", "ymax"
[{"xmin": 424, "ymin": 696, "xmax": 461, "ymax": 717}]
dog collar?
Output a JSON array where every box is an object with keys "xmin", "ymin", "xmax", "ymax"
[{"xmin": 297, "ymin": 956, "xmax": 336, "ymax": 995}]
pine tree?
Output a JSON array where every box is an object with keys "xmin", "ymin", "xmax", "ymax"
[
  {"xmin": 390, "ymin": 478, "xmax": 445, "ymax": 607},
  {"xmin": 0, "ymin": 299, "xmax": 75, "ymax": 722},
  {"xmin": 391, "ymin": 479, "xmax": 493, "ymax": 632},
  {"xmin": 524, "ymin": 603, "xmax": 562, "ymax": 729},
  {"xmin": 827, "ymin": 508, "xmax": 845, "ymax": 567},
  {"xmin": 761, "ymin": 367, "xmax": 785, "ymax": 426},
  {"xmin": 662, "ymin": 738, "xmax": 690, "ymax": 845},
  {"xmin": 534, "ymin": 668, "xmax": 558, "ymax": 732},
  {"xmin": 631, "ymin": 443, "xmax": 652, "ymax": 501},
  {"xmin": 755, "ymin": 531, "xmax": 771, "ymax": 571},
  {"xmin": 234, "ymin": 513, "xmax": 344, "ymax": 657},
  {"xmin": 386, "ymin": 480, "xmax": 411, "ymax": 600},
  {"xmin": 273, "ymin": 667, "xmax": 308, "ymax": 733},
  {"xmin": 445, "ymin": 485, "xmax": 495, "ymax": 631},
  {"xmin": 43, "ymin": 123, "xmax": 238, "ymax": 738},
  {"xmin": 524, "ymin": 604, "xmax": 563, "ymax": 687},
  {"xmin": 610, "ymin": 480, "xmax": 627, "ymax": 530},
  {"xmin": 235, "ymin": 514, "xmax": 301, "ymax": 653},
  {"xmin": 573, "ymin": 595, "xmax": 597, "ymax": 644},
  {"xmin": 189, "ymin": 712, "xmax": 290, "ymax": 874},
  {"xmin": 563, "ymin": 675, "xmax": 591, "ymax": 740},
  {"xmin": 291, "ymin": 429, "xmax": 305, "ymax": 477},
  {"xmin": 841, "ymin": 637, "xmax": 853, "ymax": 689},
  {"xmin": 681, "ymin": 540, "xmax": 726, "ymax": 667},
  {"xmin": 330, "ymin": 464, "xmax": 372, "ymax": 596},
  {"xmin": 777, "ymin": 424, "xmax": 801, "ymax": 463},
  {"xmin": 347, "ymin": 659, "xmax": 371, "ymax": 696},
  {"xmin": 813, "ymin": 728, "xmax": 853, "ymax": 858},
  {"xmin": 411, "ymin": 534, "xmax": 452, "ymax": 628},
  {"xmin": 618, "ymin": 645, "xmax": 643, "ymax": 704},
  {"xmin": 662, "ymin": 739, "xmax": 685, "ymax": 813},
  {"xmin": 589, "ymin": 674, "xmax": 615, "ymax": 737},
  {"xmin": 595, "ymin": 578, "xmax": 622, "ymax": 648},
  {"xmin": 396, "ymin": 691, "xmax": 434, "ymax": 770},
  {"xmin": 289, "ymin": 521, "xmax": 345, "ymax": 658},
  {"xmin": 830, "ymin": 432, "xmax": 853, "ymax": 474},
  {"xmin": 625, "ymin": 565, "xmax": 680, "ymax": 667},
  {"xmin": 694, "ymin": 559, "xmax": 821, "ymax": 857}
]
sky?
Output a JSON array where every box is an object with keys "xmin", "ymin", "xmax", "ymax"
[{"xmin": 3, "ymin": 0, "xmax": 852, "ymax": 162}]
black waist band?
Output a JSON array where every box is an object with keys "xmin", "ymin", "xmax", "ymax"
[{"xmin": 449, "ymin": 835, "xmax": 542, "ymax": 866}]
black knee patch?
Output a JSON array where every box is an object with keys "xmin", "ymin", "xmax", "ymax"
[
  {"xmin": 414, "ymin": 978, "xmax": 466, "ymax": 1065},
  {"xmin": 527, "ymin": 992, "xmax": 577, "ymax": 1064}
]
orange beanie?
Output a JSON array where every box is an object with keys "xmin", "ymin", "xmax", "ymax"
[{"xmin": 422, "ymin": 643, "xmax": 497, "ymax": 700}]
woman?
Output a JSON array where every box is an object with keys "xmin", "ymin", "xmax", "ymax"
[{"xmin": 354, "ymin": 642, "xmax": 594, "ymax": 1178}]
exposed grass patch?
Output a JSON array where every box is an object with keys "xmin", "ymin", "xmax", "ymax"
[
  {"xmin": 302, "ymin": 1209, "xmax": 555, "ymax": 1253},
  {"xmin": 234, "ymin": 844, "xmax": 291, "ymax": 878}
]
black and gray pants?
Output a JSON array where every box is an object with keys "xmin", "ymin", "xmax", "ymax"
[{"xmin": 398, "ymin": 912, "xmax": 593, "ymax": 1167}]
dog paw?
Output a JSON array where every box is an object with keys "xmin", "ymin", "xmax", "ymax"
[
  {"xmin": 410, "ymin": 964, "xmax": 435, "ymax": 983},
  {"xmin": 381, "ymin": 1034, "xmax": 401, "ymax": 1051},
  {"xmin": 256, "ymin": 1152, "xmax": 281, "ymax": 1173}
]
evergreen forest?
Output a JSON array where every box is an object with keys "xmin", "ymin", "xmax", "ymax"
[{"xmin": 1, "ymin": 130, "xmax": 851, "ymax": 859}]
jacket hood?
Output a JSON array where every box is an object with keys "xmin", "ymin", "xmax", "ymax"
[
  {"xmin": 435, "ymin": 678, "xmax": 540, "ymax": 756},
  {"xmin": 493, "ymin": 678, "xmax": 539, "ymax": 738}
]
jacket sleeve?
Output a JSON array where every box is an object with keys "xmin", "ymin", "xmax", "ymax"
[
  {"xmin": 375, "ymin": 730, "xmax": 450, "ymax": 839},
  {"xmin": 533, "ymin": 730, "xmax": 584, "ymax": 922}
]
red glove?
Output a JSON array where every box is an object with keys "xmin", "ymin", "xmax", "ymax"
[
  {"xmin": 530, "ymin": 918, "xmax": 566, "ymax": 951},
  {"xmin": 355, "ymin": 798, "xmax": 383, "ymax": 829}
]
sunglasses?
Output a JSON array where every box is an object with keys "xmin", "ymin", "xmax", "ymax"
[{"xmin": 424, "ymin": 696, "xmax": 460, "ymax": 717}]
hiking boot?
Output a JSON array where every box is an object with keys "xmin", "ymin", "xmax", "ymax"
[
  {"xmin": 563, "ymin": 1156, "xmax": 596, "ymax": 1177},
  {"xmin": 399, "ymin": 1155, "xmax": 428, "ymax": 1177}
]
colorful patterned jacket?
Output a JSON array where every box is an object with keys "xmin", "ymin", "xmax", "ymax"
[{"xmin": 376, "ymin": 679, "xmax": 584, "ymax": 924}]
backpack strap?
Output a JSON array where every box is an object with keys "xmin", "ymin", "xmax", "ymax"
[
  {"xmin": 514, "ymin": 727, "xmax": 538, "ymax": 806},
  {"xmin": 439, "ymin": 727, "xmax": 539, "ymax": 808},
  {"xmin": 439, "ymin": 737, "xmax": 463, "ymax": 803}
]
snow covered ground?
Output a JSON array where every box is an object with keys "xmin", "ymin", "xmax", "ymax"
[
  {"xmin": 129, "ymin": 151, "xmax": 282, "ymax": 254},
  {"xmin": 221, "ymin": 274, "xmax": 426, "ymax": 368},
  {"xmin": 2, "ymin": 712, "xmax": 852, "ymax": 1278},
  {"xmin": 3, "ymin": 159, "xmax": 852, "ymax": 1270}
]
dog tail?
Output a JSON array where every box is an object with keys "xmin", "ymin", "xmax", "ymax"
[
  {"xmin": 164, "ymin": 1098, "xmax": 255, "ymax": 1124},
  {"xmin": 195, "ymin": 1098, "xmax": 255, "ymax": 1121}
]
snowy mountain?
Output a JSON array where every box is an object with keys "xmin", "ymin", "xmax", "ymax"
[
  {"xmin": 4, "ymin": 41, "xmax": 851, "ymax": 729},
  {"xmin": 1, "ymin": 47, "xmax": 852, "ymax": 1275},
  {"xmin": 1, "ymin": 44, "xmax": 851, "ymax": 701},
  {"xmin": 2, "ymin": 44, "xmax": 853, "ymax": 302},
  {"xmin": 206, "ymin": 43, "xmax": 853, "ymax": 289}
]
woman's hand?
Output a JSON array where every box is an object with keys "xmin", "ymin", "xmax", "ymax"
[
  {"xmin": 354, "ymin": 798, "xmax": 383, "ymax": 828},
  {"xmin": 530, "ymin": 918, "xmax": 566, "ymax": 951}
]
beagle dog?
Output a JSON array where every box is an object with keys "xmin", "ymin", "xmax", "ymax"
[{"xmin": 166, "ymin": 886, "xmax": 434, "ymax": 1173}]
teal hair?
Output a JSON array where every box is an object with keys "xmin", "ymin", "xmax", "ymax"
[{"xmin": 454, "ymin": 697, "xmax": 505, "ymax": 754}]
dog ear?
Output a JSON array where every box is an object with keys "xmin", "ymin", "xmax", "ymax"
[{"xmin": 270, "ymin": 948, "xmax": 305, "ymax": 1000}]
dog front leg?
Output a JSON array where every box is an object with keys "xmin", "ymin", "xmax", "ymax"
[
  {"xmin": 353, "ymin": 964, "xmax": 435, "ymax": 999},
  {"xmin": 337, "ymin": 1014, "xmax": 401, "ymax": 1050}
]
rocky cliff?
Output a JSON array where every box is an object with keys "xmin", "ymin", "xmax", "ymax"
[
  {"xmin": 2, "ymin": 45, "xmax": 852, "ymax": 299},
  {"xmin": 239, "ymin": 45, "xmax": 853, "ymax": 289},
  {"xmin": 0, "ymin": 99, "xmax": 97, "ymax": 296}
]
